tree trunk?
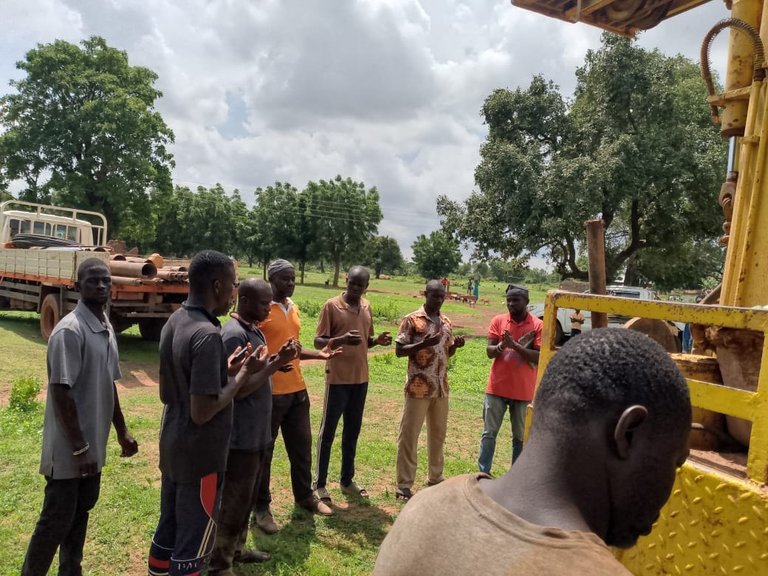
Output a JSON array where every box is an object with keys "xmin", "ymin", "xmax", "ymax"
[
  {"xmin": 375, "ymin": 263, "xmax": 382, "ymax": 279},
  {"xmin": 262, "ymin": 257, "xmax": 268, "ymax": 280},
  {"xmin": 623, "ymin": 255, "xmax": 640, "ymax": 286},
  {"xmin": 300, "ymin": 260, "xmax": 306, "ymax": 284},
  {"xmin": 319, "ymin": 259, "xmax": 325, "ymax": 273},
  {"xmin": 333, "ymin": 258, "xmax": 341, "ymax": 288}
]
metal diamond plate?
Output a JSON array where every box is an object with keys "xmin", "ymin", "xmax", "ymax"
[{"xmin": 617, "ymin": 464, "xmax": 768, "ymax": 575}]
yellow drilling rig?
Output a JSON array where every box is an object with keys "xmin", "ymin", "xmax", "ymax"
[{"xmin": 512, "ymin": 1, "xmax": 768, "ymax": 574}]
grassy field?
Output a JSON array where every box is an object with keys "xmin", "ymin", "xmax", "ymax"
[{"xmin": 0, "ymin": 274, "xmax": 552, "ymax": 575}]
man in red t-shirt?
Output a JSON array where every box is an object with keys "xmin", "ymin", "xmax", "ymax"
[{"xmin": 478, "ymin": 284, "xmax": 542, "ymax": 474}]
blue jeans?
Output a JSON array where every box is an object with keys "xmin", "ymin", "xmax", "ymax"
[{"xmin": 477, "ymin": 394, "xmax": 527, "ymax": 474}]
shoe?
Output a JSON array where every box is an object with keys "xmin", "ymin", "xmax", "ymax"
[
  {"xmin": 395, "ymin": 487, "xmax": 412, "ymax": 500},
  {"xmin": 340, "ymin": 480, "xmax": 369, "ymax": 498},
  {"xmin": 315, "ymin": 485, "xmax": 332, "ymax": 503},
  {"xmin": 299, "ymin": 495, "xmax": 334, "ymax": 516},
  {"xmin": 426, "ymin": 478, "xmax": 444, "ymax": 487},
  {"xmin": 234, "ymin": 549, "xmax": 271, "ymax": 563},
  {"xmin": 254, "ymin": 509, "xmax": 279, "ymax": 535}
]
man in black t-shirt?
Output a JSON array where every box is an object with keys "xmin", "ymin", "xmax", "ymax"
[
  {"xmin": 208, "ymin": 279, "xmax": 298, "ymax": 575},
  {"xmin": 147, "ymin": 251, "xmax": 266, "ymax": 576}
]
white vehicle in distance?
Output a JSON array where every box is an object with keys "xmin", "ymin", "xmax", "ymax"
[{"xmin": 527, "ymin": 285, "xmax": 681, "ymax": 345}]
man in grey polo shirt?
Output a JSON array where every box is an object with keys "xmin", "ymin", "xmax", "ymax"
[{"xmin": 22, "ymin": 258, "xmax": 139, "ymax": 576}]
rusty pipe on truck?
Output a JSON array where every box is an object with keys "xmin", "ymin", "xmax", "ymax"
[{"xmin": 109, "ymin": 260, "xmax": 157, "ymax": 279}]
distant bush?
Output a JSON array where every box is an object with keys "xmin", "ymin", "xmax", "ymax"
[
  {"xmin": 293, "ymin": 299, "xmax": 323, "ymax": 318},
  {"xmin": 9, "ymin": 375, "xmax": 42, "ymax": 412},
  {"xmin": 372, "ymin": 301, "xmax": 401, "ymax": 323}
]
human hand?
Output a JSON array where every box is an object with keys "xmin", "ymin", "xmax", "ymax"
[
  {"xmin": 454, "ymin": 335, "xmax": 466, "ymax": 348},
  {"xmin": 501, "ymin": 331, "xmax": 516, "ymax": 349},
  {"xmin": 277, "ymin": 339, "xmax": 299, "ymax": 363},
  {"xmin": 422, "ymin": 331, "xmax": 442, "ymax": 348},
  {"xmin": 241, "ymin": 345, "xmax": 269, "ymax": 375},
  {"xmin": 117, "ymin": 430, "xmax": 139, "ymax": 458},
  {"xmin": 76, "ymin": 452, "xmax": 98, "ymax": 477},
  {"xmin": 376, "ymin": 331, "xmax": 392, "ymax": 346},
  {"xmin": 318, "ymin": 345, "xmax": 343, "ymax": 360},
  {"xmin": 227, "ymin": 343, "xmax": 253, "ymax": 376},
  {"xmin": 343, "ymin": 330, "xmax": 364, "ymax": 346}
]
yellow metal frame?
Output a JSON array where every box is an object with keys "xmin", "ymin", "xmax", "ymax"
[
  {"xmin": 537, "ymin": 292, "xmax": 768, "ymax": 574},
  {"xmin": 539, "ymin": 291, "xmax": 768, "ymax": 481}
]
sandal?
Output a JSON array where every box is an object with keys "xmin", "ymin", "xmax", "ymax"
[
  {"xmin": 340, "ymin": 480, "xmax": 369, "ymax": 498},
  {"xmin": 315, "ymin": 486, "xmax": 332, "ymax": 503},
  {"xmin": 395, "ymin": 487, "xmax": 412, "ymax": 500}
]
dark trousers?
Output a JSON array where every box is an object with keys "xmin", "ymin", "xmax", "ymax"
[
  {"xmin": 255, "ymin": 389, "xmax": 313, "ymax": 511},
  {"xmin": 148, "ymin": 472, "xmax": 223, "ymax": 576},
  {"xmin": 22, "ymin": 474, "xmax": 102, "ymax": 576},
  {"xmin": 314, "ymin": 382, "xmax": 368, "ymax": 489},
  {"xmin": 209, "ymin": 449, "xmax": 268, "ymax": 573}
]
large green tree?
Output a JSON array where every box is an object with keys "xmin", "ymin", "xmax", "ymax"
[
  {"xmin": 438, "ymin": 34, "xmax": 725, "ymax": 288},
  {"xmin": 305, "ymin": 176, "xmax": 383, "ymax": 287},
  {"xmin": 247, "ymin": 182, "xmax": 304, "ymax": 277},
  {"xmin": 0, "ymin": 36, "xmax": 174, "ymax": 243},
  {"xmin": 411, "ymin": 230, "xmax": 461, "ymax": 279},
  {"xmin": 363, "ymin": 235, "xmax": 405, "ymax": 278},
  {"xmin": 153, "ymin": 184, "xmax": 248, "ymax": 258}
]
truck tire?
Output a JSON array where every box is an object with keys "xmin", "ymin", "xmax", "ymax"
[
  {"xmin": 539, "ymin": 316, "xmax": 565, "ymax": 346},
  {"xmin": 40, "ymin": 294, "xmax": 61, "ymax": 341},
  {"xmin": 139, "ymin": 318, "xmax": 165, "ymax": 342}
]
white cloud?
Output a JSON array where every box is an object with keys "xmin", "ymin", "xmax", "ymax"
[{"xmin": 0, "ymin": 0, "xmax": 731, "ymax": 260}]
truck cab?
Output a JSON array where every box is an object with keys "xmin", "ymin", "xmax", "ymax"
[{"xmin": 0, "ymin": 200, "xmax": 107, "ymax": 246}]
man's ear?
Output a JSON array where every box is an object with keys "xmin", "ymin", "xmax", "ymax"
[{"xmin": 613, "ymin": 405, "xmax": 649, "ymax": 460}]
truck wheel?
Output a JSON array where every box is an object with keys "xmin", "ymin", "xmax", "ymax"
[
  {"xmin": 40, "ymin": 294, "xmax": 61, "ymax": 341},
  {"xmin": 139, "ymin": 318, "xmax": 165, "ymax": 342},
  {"xmin": 539, "ymin": 317, "xmax": 565, "ymax": 346},
  {"xmin": 554, "ymin": 320, "xmax": 564, "ymax": 345}
]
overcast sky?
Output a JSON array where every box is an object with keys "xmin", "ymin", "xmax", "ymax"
[{"xmin": 0, "ymin": 0, "xmax": 730, "ymax": 261}]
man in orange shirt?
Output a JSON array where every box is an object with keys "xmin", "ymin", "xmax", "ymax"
[
  {"xmin": 478, "ymin": 284, "xmax": 542, "ymax": 474},
  {"xmin": 252, "ymin": 260, "xmax": 335, "ymax": 535}
]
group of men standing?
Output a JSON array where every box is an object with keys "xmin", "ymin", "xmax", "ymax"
[{"xmin": 21, "ymin": 254, "xmax": 585, "ymax": 576}]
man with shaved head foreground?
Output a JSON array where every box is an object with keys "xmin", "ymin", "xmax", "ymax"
[{"xmin": 374, "ymin": 329, "xmax": 691, "ymax": 576}]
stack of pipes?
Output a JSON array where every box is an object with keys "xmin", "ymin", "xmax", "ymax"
[{"xmin": 108, "ymin": 253, "xmax": 189, "ymax": 285}]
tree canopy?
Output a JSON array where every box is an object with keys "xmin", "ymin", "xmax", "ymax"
[
  {"xmin": 0, "ymin": 36, "xmax": 174, "ymax": 244},
  {"xmin": 438, "ymin": 34, "xmax": 725, "ymax": 288},
  {"xmin": 305, "ymin": 176, "xmax": 383, "ymax": 287},
  {"xmin": 411, "ymin": 230, "xmax": 461, "ymax": 279},
  {"xmin": 363, "ymin": 235, "xmax": 405, "ymax": 278}
]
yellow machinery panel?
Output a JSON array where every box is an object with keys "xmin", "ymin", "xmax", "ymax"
[
  {"xmin": 536, "ymin": 292, "xmax": 768, "ymax": 575},
  {"xmin": 621, "ymin": 467, "xmax": 768, "ymax": 574}
]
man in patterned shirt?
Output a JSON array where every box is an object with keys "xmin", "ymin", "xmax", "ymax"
[{"xmin": 393, "ymin": 279, "xmax": 465, "ymax": 500}]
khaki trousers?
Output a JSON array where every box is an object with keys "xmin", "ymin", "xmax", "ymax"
[{"xmin": 396, "ymin": 396, "xmax": 449, "ymax": 490}]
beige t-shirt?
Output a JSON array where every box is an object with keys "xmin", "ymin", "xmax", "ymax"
[
  {"xmin": 374, "ymin": 473, "xmax": 632, "ymax": 576},
  {"xmin": 315, "ymin": 294, "xmax": 374, "ymax": 384}
]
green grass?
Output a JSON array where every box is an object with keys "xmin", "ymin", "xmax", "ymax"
[{"xmin": 0, "ymin": 277, "xmax": 534, "ymax": 575}]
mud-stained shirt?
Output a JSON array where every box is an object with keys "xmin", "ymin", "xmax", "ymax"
[{"xmin": 396, "ymin": 306, "xmax": 455, "ymax": 399}]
